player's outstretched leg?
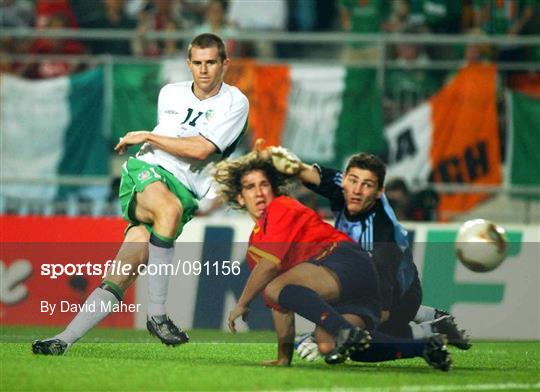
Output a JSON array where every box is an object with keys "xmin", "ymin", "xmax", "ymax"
[
  {"xmin": 275, "ymin": 284, "xmax": 371, "ymax": 363},
  {"xmin": 32, "ymin": 227, "xmax": 148, "ymax": 356},
  {"xmin": 344, "ymin": 331, "xmax": 451, "ymax": 371},
  {"xmin": 324, "ymin": 327, "xmax": 371, "ymax": 364},
  {"xmin": 32, "ymin": 282, "xmax": 122, "ymax": 356},
  {"xmin": 431, "ymin": 315, "xmax": 471, "ymax": 350},
  {"xmin": 422, "ymin": 334, "xmax": 452, "ymax": 371},
  {"xmin": 145, "ymin": 233, "xmax": 189, "ymax": 346},
  {"xmin": 411, "ymin": 310, "xmax": 471, "ymax": 350}
]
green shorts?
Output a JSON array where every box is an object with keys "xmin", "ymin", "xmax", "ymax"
[{"xmin": 119, "ymin": 157, "xmax": 198, "ymax": 239}]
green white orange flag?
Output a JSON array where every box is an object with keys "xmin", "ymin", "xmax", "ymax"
[
  {"xmin": 506, "ymin": 90, "xmax": 540, "ymax": 194},
  {"xmin": 1, "ymin": 68, "xmax": 108, "ymax": 201},
  {"xmin": 385, "ymin": 64, "xmax": 502, "ymax": 218},
  {"xmin": 225, "ymin": 61, "xmax": 385, "ymax": 168}
]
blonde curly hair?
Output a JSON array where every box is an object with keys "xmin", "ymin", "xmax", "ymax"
[{"xmin": 213, "ymin": 151, "xmax": 295, "ymax": 210}]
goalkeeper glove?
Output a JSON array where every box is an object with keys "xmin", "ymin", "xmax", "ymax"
[
  {"xmin": 294, "ymin": 333, "xmax": 321, "ymax": 361},
  {"xmin": 269, "ymin": 146, "xmax": 302, "ymax": 175}
]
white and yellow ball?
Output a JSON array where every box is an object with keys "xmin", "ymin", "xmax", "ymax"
[{"xmin": 455, "ymin": 219, "xmax": 508, "ymax": 272}]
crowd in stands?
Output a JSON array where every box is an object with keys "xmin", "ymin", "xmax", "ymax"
[
  {"xmin": 2, "ymin": 1, "xmax": 538, "ymax": 100},
  {"xmin": 1, "ymin": 0, "xmax": 539, "ymax": 221},
  {"xmin": 1, "ymin": 1, "xmax": 538, "ymax": 77},
  {"xmin": 1, "ymin": 2, "xmax": 537, "ymax": 57}
]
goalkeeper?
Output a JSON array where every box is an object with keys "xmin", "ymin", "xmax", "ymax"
[{"xmin": 265, "ymin": 144, "xmax": 471, "ymax": 362}]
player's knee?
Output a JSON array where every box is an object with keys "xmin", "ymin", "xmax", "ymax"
[
  {"xmin": 125, "ymin": 225, "xmax": 150, "ymax": 242},
  {"xmin": 155, "ymin": 200, "xmax": 183, "ymax": 228},
  {"xmin": 318, "ymin": 341, "xmax": 334, "ymax": 354},
  {"xmin": 264, "ymin": 281, "xmax": 283, "ymax": 304}
]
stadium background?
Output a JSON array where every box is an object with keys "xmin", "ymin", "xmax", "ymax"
[{"xmin": 1, "ymin": 1, "xmax": 539, "ymax": 390}]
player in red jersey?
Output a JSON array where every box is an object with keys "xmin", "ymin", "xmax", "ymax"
[
  {"xmin": 215, "ymin": 152, "xmax": 377, "ymax": 365},
  {"xmin": 213, "ymin": 152, "xmax": 451, "ymax": 370}
]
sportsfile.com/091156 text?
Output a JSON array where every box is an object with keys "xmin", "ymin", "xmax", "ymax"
[{"xmin": 40, "ymin": 260, "xmax": 242, "ymax": 279}]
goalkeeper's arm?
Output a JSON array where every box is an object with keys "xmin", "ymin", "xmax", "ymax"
[
  {"xmin": 269, "ymin": 146, "xmax": 321, "ymax": 186},
  {"xmin": 296, "ymin": 162, "xmax": 322, "ymax": 186}
]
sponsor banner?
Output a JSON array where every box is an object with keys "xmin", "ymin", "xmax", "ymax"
[
  {"xmin": 2, "ymin": 215, "xmax": 538, "ymax": 339},
  {"xmin": 0, "ymin": 216, "xmax": 134, "ymax": 327}
]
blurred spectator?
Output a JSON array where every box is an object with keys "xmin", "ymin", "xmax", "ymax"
[
  {"xmin": 71, "ymin": 0, "xmax": 107, "ymax": 27},
  {"xmin": 0, "ymin": 0, "xmax": 34, "ymax": 74},
  {"xmin": 193, "ymin": 0, "xmax": 237, "ymax": 55},
  {"xmin": 383, "ymin": 0, "xmax": 413, "ymax": 33},
  {"xmin": 226, "ymin": 0, "xmax": 287, "ymax": 58},
  {"xmin": 278, "ymin": 0, "xmax": 320, "ymax": 58},
  {"xmin": 473, "ymin": 0, "xmax": 536, "ymax": 63},
  {"xmin": 385, "ymin": 26, "xmax": 441, "ymax": 116},
  {"xmin": 462, "ymin": 28, "xmax": 493, "ymax": 64},
  {"xmin": 385, "ymin": 178, "xmax": 411, "ymax": 221},
  {"xmin": 407, "ymin": 0, "xmax": 428, "ymax": 27},
  {"xmin": 314, "ymin": 0, "xmax": 339, "ymax": 31},
  {"xmin": 473, "ymin": 0, "xmax": 536, "ymax": 36},
  {"xmin": 125, "ymin": 0, "xmax": 147, "ymax": 20},
  {"xmin": 408, "ymin": 188, "xmax": 439, "ymax": 221},
  {"xmin": 84, "ymin": 0, "xmax": 138, "ymax": 55},
  {"xmin": 35, "ymin": 0, "xmax": 78, "ymax": 29},
  {"xmin": 180, "ymin": 0, "xmax": 211, "ymax": 29},
  {"xmin": 421, "ymin": 0, "xmax": 463, "ymax": 34},
  {"xmin": 136, "ymin": 0, "xmax": 184, "ymax": 56},
  {"xmin": 421, "ymin": 0, "xmax": 464, "ymax": 60},
  {"xmin": 1, "ymin": 0, "xmax": 34, "ymax": 27},
  {"xmin": 384, "ymin": 178, "xmax": 440, "ymax": 221},
  {"xmin": 338, "ymin": 0, "xmax": 391, "ymax": 62},
  {"xmin": 289, "ymin": 0, "xmax": 317, "ymax": 32},
  {"xmin": 23, "ymin": 12, "xmax": 86, "ymax": 79}
]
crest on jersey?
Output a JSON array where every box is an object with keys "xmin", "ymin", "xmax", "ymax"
[
  {"xmin": 205, "ymin": 109, "xmax": 215, "ymax": 121},
  {"xmin": 138, "ymin": 170, "xmax": 151, "ymax": 181}
]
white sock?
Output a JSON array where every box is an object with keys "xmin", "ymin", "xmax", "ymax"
[
  {"xmin": 409, "ymin": 321, "xmax": 435, "ymax": 339},
  {"xmin": 147, "ymin": 241, "xmax": 174, "ymax": 317},
  {"xmin": 414, "ymin": 305, "xmax": 437, "ymax": 323},
  {"xmin": 55, "ymin": 287, "xmax": 118, "ymax": 344}
]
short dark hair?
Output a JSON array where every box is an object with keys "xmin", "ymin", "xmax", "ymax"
[
  {"xmin": 345, "ymin": 153, "xmax": 386, "ymax": 189},
  {"xmin": 214, "ymin": 152, "xmax": 293, "ymax": 210},
  {"xmin": 188, "ymin": 33, "xmax": 227, "ymax": 62}
]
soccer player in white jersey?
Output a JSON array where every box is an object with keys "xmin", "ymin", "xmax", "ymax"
[{"xmin": 32, "ymin": 33, "xmax": 249, "ymax": 355}]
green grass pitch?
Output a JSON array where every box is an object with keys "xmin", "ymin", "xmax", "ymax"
[{"xmin": 1, "ymin": 326, "xmax": 539, "ymax": 391}]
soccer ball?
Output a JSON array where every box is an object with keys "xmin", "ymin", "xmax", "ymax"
[{"xmin": 455, "ymin": 219, "xmax": 508, "ymax": 272}]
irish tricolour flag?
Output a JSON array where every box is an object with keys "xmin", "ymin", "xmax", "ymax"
[
  {"xmin": 384, "ymin": 64, "xmax": 502, "ymax": 217},
  {"xmin": 1, "ymin": 68, "xmax": 107, "ymax": 201},
  {"xmin": 110, "ymin": 60, "xmax": 386, "ymax": 169}
]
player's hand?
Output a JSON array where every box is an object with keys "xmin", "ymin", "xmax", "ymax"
[
  {"xmin": 295, "ymin": 333, "xmax": 321, "ymax": 361},
  {"xmin": 269, "ymin": 146, "xmax": 302, "ymax": 175},
  {"xmin": 252, "ymin": 138, "xmax": 272, "ymax": 160},
  {"xmin": 260, "ymin": 359, "xmax": 290, "ymax": 367},
  {"xmin": 227, "ymin": 304, "xmax": 250, "ymax": 333},
  {"xmin": 115, "ymin": 131, "xmax": 151, "ymax": 154}
]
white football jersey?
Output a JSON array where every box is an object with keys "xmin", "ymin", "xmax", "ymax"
[{"xmin": 136, "ymin": 81, "xmax": 249, "ymax": 199}]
